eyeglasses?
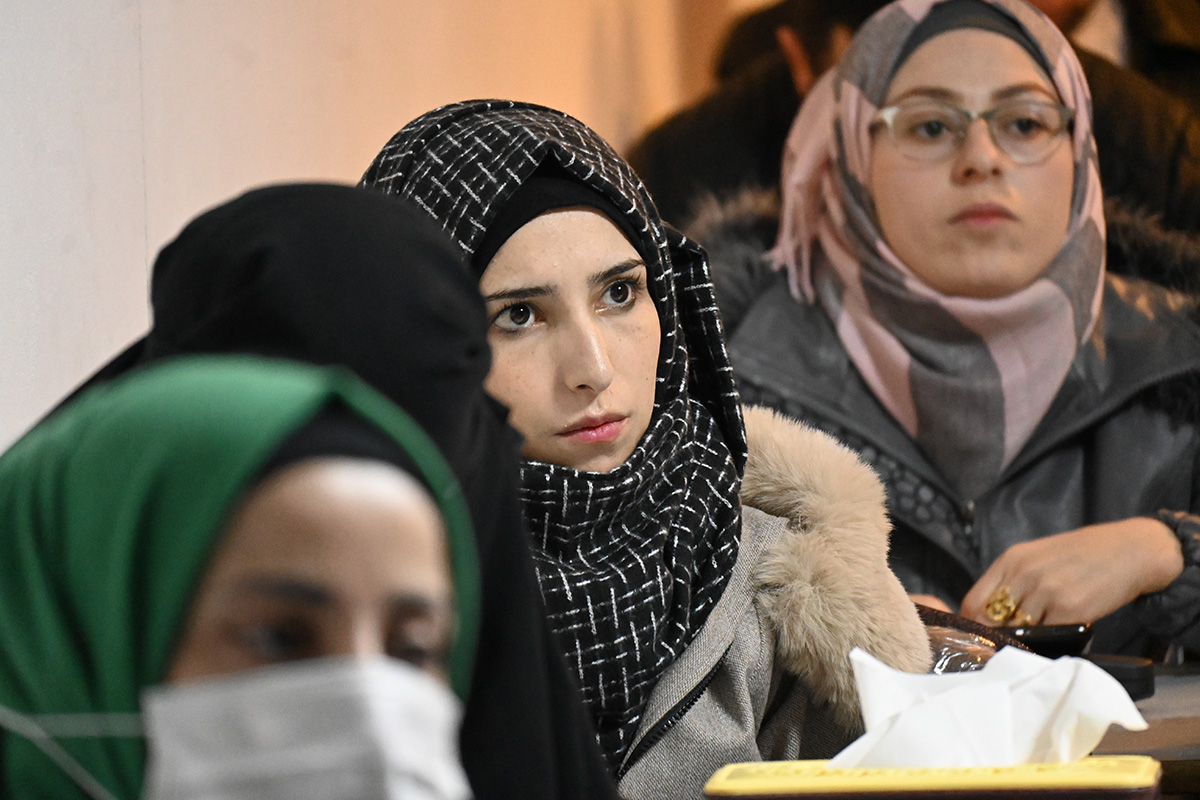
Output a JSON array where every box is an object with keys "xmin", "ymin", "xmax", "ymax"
[{"xmin": 872, "ymin": 99, "xmax": 1075, "ymax": 164}]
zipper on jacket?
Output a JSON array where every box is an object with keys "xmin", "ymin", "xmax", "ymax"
[{"xmin": 617, "ymin": 645, "xmax": 731, "ymax": 780}]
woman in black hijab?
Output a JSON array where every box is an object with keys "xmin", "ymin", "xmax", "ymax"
[
  {"xmin": 49, "ymin": 183, "xmax": 619, "ymax": 800},
  {"xmin": 362, "ymin": 101, "xmax": 932, "ymax": 799}
]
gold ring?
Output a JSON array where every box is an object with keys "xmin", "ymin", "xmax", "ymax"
[{"xmin": 985, "ymin": 585, "xmax": 1018, "ymax": 624}]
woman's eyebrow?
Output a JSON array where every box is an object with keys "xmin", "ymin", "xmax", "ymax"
[
  {"xmin": 887, "ymin": 83, "xmax": 1056, "ymax": 105},
  {"xmin": 888, "ymin": 86, "xmax": 960, "ymax": 104},
  {"xmin": 483, "ymin": 259, "xmax": 645, "ymax": 302},
  {"xmin": 234, "ymin": 575, "xmax": 334, "ymax": 607},
  {"xmin": 992, "ymin": 82, "xmax": 1058, "ymax": 102},
  {"xmin": 388, "ymin": 594, "xmax": 452, "ymax": 619},
  {"xmin": 483, "ymin": 283, "xmax": 557, "ymax": 303},
  {"xmin": 589, "ymin": 259, "xmax": 646, "ymax": 287}
]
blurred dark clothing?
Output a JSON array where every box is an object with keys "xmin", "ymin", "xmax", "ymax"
[
  {"xmin": 1121, "ymin": 0, "xmax": 1200, "ymax": 114},
  {"xmin": 629, "ymin": 54, "xmax": 798, "ymax": 230},
  {"xmin": 45, "ymin": 184, "xmax": 621, "ymax": 800},
  {"xmin": 1083, "ymin": 47, "xmax": 1200, "ymax": 233},
  {"xmin": 628, "ymin": 49, "xmax": 1200, "ymax": 234}
]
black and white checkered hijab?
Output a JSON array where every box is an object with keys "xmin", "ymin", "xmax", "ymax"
[{"xmin": 362, "ymin": 100, "xmax": 747, "ymax": 769}]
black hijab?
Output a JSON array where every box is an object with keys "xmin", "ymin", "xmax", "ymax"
[
  {"xmin": 470, "ymin": 170, "xmax": 643, "ymax": 272},
  {"xmin": 362, "ymin": 101, "xmax": 748, "ymax": 771},
  {"xmin": 51, "ymin": 183, "xmax": 619, "ymax": 800}
]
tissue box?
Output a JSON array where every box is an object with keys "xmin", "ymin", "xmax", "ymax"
[{"xmin": 704, "ymin": 756, "xmax": 1162, "ymax": 799}]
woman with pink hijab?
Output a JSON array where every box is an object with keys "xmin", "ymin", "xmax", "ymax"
[{"xmin": 709, "ymin": 0, "xmax": 1200, "ymax": 658}]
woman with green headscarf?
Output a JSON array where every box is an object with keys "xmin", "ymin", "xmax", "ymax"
[{"xmin": 0, "ymin": 355, "xmax": 479, "ymax": 799}]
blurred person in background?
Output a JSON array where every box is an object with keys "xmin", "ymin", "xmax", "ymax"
[
  {"xmin": 40, "ymin": 184, "xmax": 621, "ymax": 800},
  {"xmin": 629, "ymin": 0, "xmax": 883, "ymax": 231},
  {"xmin": 1037, "ymin": 0, "xmax": 1200, "ymax": 113},
  {"xmin": 630, "ymin": 0, "xmax": 1200, "ymax": 245},
  {"xmin": 702, "ymin": 0, "xmax": 1200, "ymax": 658}
]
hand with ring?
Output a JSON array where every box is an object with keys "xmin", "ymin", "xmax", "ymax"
[{"xmin": 961, "ymin": 518, "xmax": 1186, "ymax": 627}]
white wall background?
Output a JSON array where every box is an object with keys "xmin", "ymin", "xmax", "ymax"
[{"xmin": 0, "ymin": 0, "xmax": 760, "ymax": 448}]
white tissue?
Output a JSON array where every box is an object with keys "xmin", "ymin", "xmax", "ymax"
[{"xmin": 829, "ymin": 646, "xmax": 1148, "ymax": 768}]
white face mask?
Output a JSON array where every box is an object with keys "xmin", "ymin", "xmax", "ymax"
[
  {"xmin": 0, "ymin": 657, "xmax": 469, "ymax": 800},
  {"xmin": 142, "ymin": 656, "xmax": 472, "ymax": 800}
]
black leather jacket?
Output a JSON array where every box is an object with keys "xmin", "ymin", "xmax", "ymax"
[{"xmin": 710, "ymin": 222, "xmax": 1200, "ymax": 657}]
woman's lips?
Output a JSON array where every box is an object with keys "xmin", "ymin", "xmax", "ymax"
[
  {"xmin": 951, "ymin": 203, "xmax": 1017, "ymax": 227},
  {"xmin": 558, "ymin": 415, "xmax": 627, "ymax": 444}
]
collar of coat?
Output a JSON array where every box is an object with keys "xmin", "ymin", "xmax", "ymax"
[{"xmin": 742, "ymin": 405, "xmax": 933, "ymax": 730}]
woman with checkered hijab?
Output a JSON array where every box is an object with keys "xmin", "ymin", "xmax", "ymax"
[{"xmin": 362, "ymin": 100, "xmax": 931, "ymax": 798}]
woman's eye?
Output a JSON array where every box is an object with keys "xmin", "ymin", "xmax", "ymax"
[
  {"xmin": 894, "ymin": 105, "xmax": 961, "ymax": 144},
  {"xmin": 912, "ymin": 119, "xmax": 950, "ymax": 140},
  {"xmin": 1008, "ymin": 116, "xmax": 1049, "ymax": 138},
  {"xmin": 387, "ymin": 626, "xmax": 451, "ymax": 676},
  {"xmin": 233, "ymin": 620, "xmax": 318, "ymax": 663},
  {"xmin": 493, "ymin": 302, "xmax": 537, "ymax": 331},
  {"xmin": 996, "ymin": 103, "xmax": 1058, "ymax": 140},
  {"xmin": 601, "ymin": 277, "xmax": 642, "ymax": 310},
  {"xmin": 388, "ymin": 642, "xmax": 437, "ymax": 670}
]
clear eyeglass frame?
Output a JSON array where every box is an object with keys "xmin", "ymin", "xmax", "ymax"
[{"xmin": 871, "ymin": 99, "xmax": 1075, "ymax": 165}]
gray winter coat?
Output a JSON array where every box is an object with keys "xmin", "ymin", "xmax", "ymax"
[
  {"xmin": 618, "ymin": 407, "xmax": 933, "ymax": 799},
  {"xmin": 697, "ymin": 195, "xmax": 1200, "ymax": 658}
]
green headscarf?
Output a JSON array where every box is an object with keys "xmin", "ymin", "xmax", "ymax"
[{"xmin": 0, "ymin": 356, "xmax": 479, "ymax": 799}]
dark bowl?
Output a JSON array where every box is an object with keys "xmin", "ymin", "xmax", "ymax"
[{"xmin": 1006, "ymin": 623, "xmax": 1093, "ymax": 658}]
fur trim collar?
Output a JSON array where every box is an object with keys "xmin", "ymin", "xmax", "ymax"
[
  {"xmin": 1105, "ymin": 200, "xmax": 1200, "ymax": 296},
  {"xmin": 741, "ymin": 405, "xmax": 933, "ymax": 730}
]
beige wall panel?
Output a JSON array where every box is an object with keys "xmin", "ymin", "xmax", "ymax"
[
  {"xmin": 138, "ymin": 0, "xmax": 687, "ymax": 252},
  {"xmin": 1, "ymin": 0, "xmax": 742, "ymax": 448},
  {"xmin": 0, "ymin": 1, "xmax": 149, "ymax": 447}
]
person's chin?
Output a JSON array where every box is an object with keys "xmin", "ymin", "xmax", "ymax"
[
  {"xmin": 569, "ymin": 443, "xmax": 632, "ymax": 473},
  {"xmin": 532, "ymin": 439, "xmax": 634, "ymax": 473}
]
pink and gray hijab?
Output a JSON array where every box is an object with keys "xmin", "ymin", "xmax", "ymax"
[{"xmin": 773, "ymin": 0, "xmax": 1105, "ymax": 499}]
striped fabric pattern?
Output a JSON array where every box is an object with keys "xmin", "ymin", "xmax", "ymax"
[{"xmin": 362, "ymin": 100, "xmax": 747, "ymax": 768}]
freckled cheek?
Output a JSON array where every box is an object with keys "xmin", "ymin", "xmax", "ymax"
[
  {"xmin": 639, "ymin": 334, "xmax": 660, "ymax": 385},
  {"xmin": 482, "ymin": 344, "xmax": 542, "ymax": 433},
  {"xmin": 624, "ymin": 311, "xmax": 661, "ymax": 405}
]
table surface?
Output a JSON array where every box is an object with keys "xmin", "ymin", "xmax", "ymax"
[
  {"xmin": 1093, "ymin": 668, "xmax": 1200, "ymax": 795},
  {"xmin": 1094, "ymin": 670, "xmax": 1200, "ymax": 759}
]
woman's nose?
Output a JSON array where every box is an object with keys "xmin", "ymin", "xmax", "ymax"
[
  {"xmin": 324, "ymin": 619, "xmax": 387, "ymax": 660},
  {"xmin": 560, "ymin": 318, "xmax": 614, "ymax": 394},
  {"xmin": 951, "ymin": 118, "xmax": 1005, "ymax": 182}
]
